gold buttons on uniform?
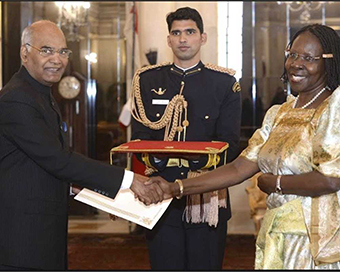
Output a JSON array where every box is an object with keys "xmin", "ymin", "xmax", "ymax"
[
  {"xmin": 156, "ymin": 113, "xmax": 160, "ymax": 118},
  {"xmin": 182, "ymin": 120, "xmax": 189, "ymax": 127},
  {"xmin": 181, "ymin": 172, "xmax": 185, "ymax": 176},
  {"xmin": 205, "ymin": 115, "xmax": 210, "ymax": 120}
]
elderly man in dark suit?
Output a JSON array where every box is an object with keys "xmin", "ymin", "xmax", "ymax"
[{"xmin": 0, "ymin": 20, "xmax": 163, "ymax": 271}]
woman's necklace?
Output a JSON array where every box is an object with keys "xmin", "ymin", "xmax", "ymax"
[{"xmin": 293, "ymin": 86, "xmax": 328, "ymax": 109}]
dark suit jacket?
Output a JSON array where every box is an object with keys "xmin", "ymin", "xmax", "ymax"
[
  {"xmin": 0, "ymin": 67, "xmax": 125, "ymax": 270},
  {"xmin": 131, "ymin": 62, "xmax": 242, "ymax": 227}
]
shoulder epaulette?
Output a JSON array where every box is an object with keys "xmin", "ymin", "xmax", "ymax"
[
  {"xmin": 135, "ymin": 62, "xmax": 172, "ymax": 76},
  {"xmin": 204, "ymin": 63, "xmax": 236, "ymax": 76}
]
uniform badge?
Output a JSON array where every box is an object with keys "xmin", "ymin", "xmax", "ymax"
[
  {"xmin": 151, "ymin": 88, "xmax": 167, "ymax": 95},
  {"xmin": 232, "ymin": 82, "xmax": 241, "ymax": 92},
  {"xmin": 152, "ymin": 99, "xmax": 169, "ymax": 105}
]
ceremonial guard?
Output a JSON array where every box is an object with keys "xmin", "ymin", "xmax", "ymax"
[{"xmin": 131, "ymin": 7, "xmax": 242, "ymax": 270}]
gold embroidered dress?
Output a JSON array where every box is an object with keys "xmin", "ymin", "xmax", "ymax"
[{"xmin": 240, "ymin": 87, "xmax": 340, "ymax": 269}]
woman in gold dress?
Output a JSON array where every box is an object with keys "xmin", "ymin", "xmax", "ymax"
[{"xmin": 151, "ymin": 24, "xmax": 340, "ymax": 269}]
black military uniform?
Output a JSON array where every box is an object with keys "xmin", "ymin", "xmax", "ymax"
[{"xmin": 131, "ymin": 61, "xmax": 242, "ymax": 270}]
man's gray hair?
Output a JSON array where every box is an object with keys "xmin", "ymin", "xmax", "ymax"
[
  {"xmin": 21, "ymin": 25, "xmax": 33, "ymax": 46},
  {"xmin": 21, "ymin": 20, "xmax": 59, "ymax": 47}
]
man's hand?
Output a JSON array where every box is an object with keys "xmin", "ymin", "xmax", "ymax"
[
  {"xmin": 130, "ymin": 173, "xmax": 164, "ymax": 205},
  {"xmin": 146, "ymin": 176, "xmax": 177, "ymax": 200},
  {"xmin": 71, "ymin": 185, "xmax": 82, "ymax": 195}
]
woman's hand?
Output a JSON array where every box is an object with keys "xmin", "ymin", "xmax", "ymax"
[
  {"xmin": 145, "ymin": 176, "xmax": 177, "ymax": 200},
  {"xmin": 257, "ymin": 173, "xmax": 276, "ymax": 195},
  {"xmin": 258, "ymin": 171, "xmax": 340, "ymax": 197}
]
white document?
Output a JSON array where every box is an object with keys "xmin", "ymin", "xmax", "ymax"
[{"xmin": 74, "ymin": 188, "xmax": 172, "ymax": 230}]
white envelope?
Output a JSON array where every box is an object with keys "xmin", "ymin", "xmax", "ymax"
[{"xmin": 74, "ymin": 188, "xmax": 172, "ymax": 230}]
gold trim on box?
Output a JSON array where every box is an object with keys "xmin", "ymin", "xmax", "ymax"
[
  {"xmin": 110, "ymin": 141, "xmax": 229, "ymax": 155},
  {"xmin": 205, "ymin": 147, "xmax": 219, "ymax": 152}
]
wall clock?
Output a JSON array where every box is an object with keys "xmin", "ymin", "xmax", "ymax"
[{"xmin": 58, "ymin": 76, "xmax": 81, "ymax": 99}]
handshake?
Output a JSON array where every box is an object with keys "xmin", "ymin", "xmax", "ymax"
[{"xmin": 130, "ymin": 173, "xmax": 180, "ymax": 205}]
